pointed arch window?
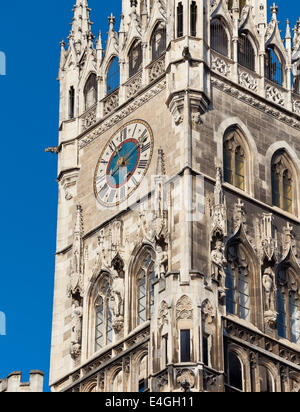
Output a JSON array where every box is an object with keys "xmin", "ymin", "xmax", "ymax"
[
  {"xmin": 94, "ymin": 276, "xmax": 112, "ymax": 352},
  {"xmin": 265, "ymin": 47, "xmax": 283, "ymax": 86},
  {"xmin": 226, "ymin": 351, "xmax": 244, "ymax": 392},
  {"xmin": 151, "ymin": 22, "xmax": 166, "ymax": 62},
  {"xmin": 190, "ymin": 1, "xmax": 197, "ymax": 37},
  {"xmin": 177, "ymin": 2, "xmax": 184, "ymax": 38},
  {"xmin": 135, "ymin": 248, "xmax": 156, "ymax": 326},
  {"xmin": 259, "ymin": 365, "xmax": 275, "ymax": 392},
  {"xmin": 129, "ymin": 41, "xmax": 143, "ymax": 78},
  {"xmin": 238, "ymin": 33, "xmax": 255, "ymax": 72},
  {"xmin": 84, "ymin": 73, "xmax": 97, "ymax": 111},
  {"xmin": 226, "ymin": 243, "xmax": 251, "ymax": 322},
  {"xmin": 211, "ymin": 19, "xmax": 229, "ymax": 57},
  {"xmin": 69, "ymin": 86, "xmax": 75, "ymax": 119},
  {"xmin": 106, "ymin": 56, "xmax": 120, "ymax": 95},
  {"xmin": 223, "ymin": 129, "xmax": 246, "ymax": 191},
  {"xmin": 271, "ymin": 150, "xmax": 295, "ymax": 214},
  {"xmin": 277, "ymin": 267, "xmax": 300, "ymax": 345}
]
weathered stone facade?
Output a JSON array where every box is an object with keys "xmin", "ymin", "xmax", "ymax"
[
  {"xmin": 49, "ymin": 0, "xmax": 300, "ymax": 392},
  {"xmin": 0, "ymin": 371, "xmax": 44, "ymax": 393}
]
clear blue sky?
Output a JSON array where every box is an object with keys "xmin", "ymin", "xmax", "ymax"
[{"xmin": 0, "ymin": 0, "xmax": 297, "ymax": 393}]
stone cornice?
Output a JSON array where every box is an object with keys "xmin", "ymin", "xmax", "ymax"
[{"xmin": 211, "ymin": 74, "xmax": 300, "ymax": 131}]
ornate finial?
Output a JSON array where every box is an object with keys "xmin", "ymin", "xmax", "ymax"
[
  {"xmin": 108, "ymin": 13, "xmax": 116, "ymax": 29},
  {"xmin": 156, "ymin": 148, "xmax": 166, "ymax": 176},
  {"xmin": 286, "ymin": 19, "xmax": 292, "ymax": 40},
  {"xmin": 271, "ymin": 2, "xmax": 278, "ymax": 18}
]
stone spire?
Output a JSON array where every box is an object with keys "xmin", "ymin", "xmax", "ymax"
[{"xmin": 68, "ymin": 0, "xmax": 94, "ymax": 54}]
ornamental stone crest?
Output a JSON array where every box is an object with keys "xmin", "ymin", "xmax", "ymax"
[{"xmin": 176, "ymin": 296, "xmax": 193, "ymax": 321}]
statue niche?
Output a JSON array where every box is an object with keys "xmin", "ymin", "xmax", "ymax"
[{"xmin": 110, "ymin": 255, "xmax": 125, "ymax": 334}]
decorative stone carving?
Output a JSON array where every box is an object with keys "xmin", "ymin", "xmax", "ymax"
[
  {"xmin": 80, "ymin": 78, "xmax": 166, "ymax": 149},
  {"xmin": 103, "ymin": 90, "xmax": 119, "ymax": 116},
  {"xmin": 82, "ymin": 106, "xmax": 97, "ymax": 131},
  {"xmin": 202, "ymin": 299, "xmax": 215, "ymax": 325},
  {"xmin": 67, "ymin": 205, "xmax": 84, "ymax": 298},
  {"xmin": 149, "ymin": 56, "xmax": 165, "ymax": 82},
  {"xmin": 176, "ymin": 369, "xmax": 195, "ymax": 391},
  {"xmin": 265, "ymin": 85, "xmax": 285, "ymax": 106},
  {"xmin": 70, "ymin": 301, "xmax": 83, "ymax": 359},
  {"xmin": 282, "ymin": 222, "xmax": 296, "ymax": 259},
  {"xmin": 155, "ymin": 245, "xmax": 168, "ymax": 279},
  {"xmin": 238, "ymin": 70, "xmax": 258, "ymax": 92},
  {"xmin": 211, "ymin": 55, "xmax": 231, "ymax": 78},
  {"xmin": 176, "ymin": 296, "xmax": 193, "ymax": 321},
  {"xmin": 210, "ymin": 167, "xmax": 227, "ymax": 240},
  {"xmin": 262, "ymin": 267, "xmax": 277, "ymax": 328},
  {"xmin": 158, "ymin": 301, "xmax": 168, "ymax": 328},
  {"xmin": 210, "ymin": 241, "xmax": 227, "ymax": 300},
  {"xmin": 233, "ymin": 199, "xmax": 246, "ymax": 234},
  {"xmin": 258, "ymin": 213, "xmax": 278, "ymax": 263},
  {"xmin": 156, "ymin": 373, "xmax": 168, "ymax": 391},
  {"xmin": 126, "ymin": 72, "xmax": 142, "ymax": 99}
]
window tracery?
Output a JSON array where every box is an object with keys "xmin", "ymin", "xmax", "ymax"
[
  {"xmin": 223, "ymin": 128, "xmax": 247, "ymax": 191},
  {"xmin": 271, "ymin": 150, "xmax": 295, "ymax": 214},
  {"xmin": 84, "ymin": 73, "xmax": 97, "ymax": 111}
]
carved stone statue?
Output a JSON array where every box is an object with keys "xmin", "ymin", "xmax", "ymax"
[
  {"xmin": 70, "ymin": 301, "xmax": 83, "ymax": 358},
  {"xmin": 110, "ymin": 270, "xmax": 125, "ymax": 318},
  {"xmin": 156, "ymin": 245, "xmax": 168, "ymax": 279},
  {"xmin": 262, "ymin": 267, "xmax": 277, "ymax": 312},
  {"xmin": 211, "ymin": 240, "xmax": 227, "ymax": 298},
  {"xmin": 262, "ymin": 267, "xmax": 277, "ymax": 328}
]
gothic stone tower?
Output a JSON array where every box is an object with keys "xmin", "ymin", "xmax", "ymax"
[{"xmin": 49, "ymin": 0, "xmax": 300, "ymax": 392}]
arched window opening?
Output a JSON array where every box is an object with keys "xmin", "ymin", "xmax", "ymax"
[
  {"xmin": 129, "ymin": 41, "xmax": 143, "ymax": 78},
  {"xmin": 226, "ymin": 351, "xmax": 243, "ymax": 392},
  {"xmin": 151, "ymin": 23, "xmax": 166, "ymax": 62},
  {"xmin": 190, "ymin": 1, "xmax": 197, "ymax": 37},
  {"xmin": 277, "ymin": 267, "xmax": 300, "ymax": 345},
  {"xmin": 226, "ymin": 243, "xmax": 251, "ymax": 322},
  {"xmin": 112, "ymin": 370, "xmax": 123, "ymax": 392},
  {"xmin": 228, "ymin": 0, "xmax": 246, "ymax": 12},
  {"xmin": 94, "ymin": 276, "xmax": 112, "ymax": 353},
  {"xmin": 265, "ymin": 47, "xmax": 283, "ymax": 86},
  {"xmin": 271, "ymin": 150, "xmax": 295, "ymax": 214},
  {"xmin": 223, "ymin": 128, "xmax": 247, "ymax": 191},
  {"xmin": 177, "ymin": 2, "xmax": 183, "ymax": 38},
  {"xmin": 138, "ymin": 356, "xmax": 149, "ymax": 392},
  {"xmin": 238, "ymin": 33, "xmax": 255, "ymax": 71},
  {"xmin": 69, "ymin": 86, "xmax": 75, "ymax": 119},
  {"xmin": 211, "ymin": 19, "xmax": 229, "ymax": 57},
  {"xmin": 84, "ymin": 73, "xmax": 97, "ymax": 111},
  {"xmin": 106, "ymin": 57, "xmax": 120, "ymax": 95},
  {"xmin": 259, "ymin": 365, "xmax": 275, "ymax": 392},
  {"xmin": 135, "ymin": 248, "xmax": 156, "ymax": 327}
]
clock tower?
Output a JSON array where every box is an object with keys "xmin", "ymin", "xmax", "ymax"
[{"xmin": 49, "ymin": 0, "xmax": 300, "ymax": 392}]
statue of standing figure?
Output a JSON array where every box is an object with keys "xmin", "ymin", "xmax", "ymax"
[
  {"xmin": 156, "ymin": 245, "xmax": 168, "ymax": 279},
  {"xmin": 262, "ymin": 267, "xmax": 277, "ymax": 313},
  {"xmin": 70, "ymin": 301, "xmax": 83, "ymax": 358},
  {"xmin": 211, "ymin": 240, "xmax": 227, "ymax": 299},
  {"xmin": 110, "ymin": 270, "xmax": 125, "ymax": 318}
]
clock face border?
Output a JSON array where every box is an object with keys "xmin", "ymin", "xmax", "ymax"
[{"xmin": 93, "ymin": 119, "xmax": 154, "ymax": 208}]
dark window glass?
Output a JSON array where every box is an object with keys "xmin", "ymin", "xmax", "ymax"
[
  {"xmin": 226, "ymin": 267, "xmax": 235, "ymax": 315},
  {"xmin": 180, "ymin": 330, "xmax": 191, "ymax": 362},
  {"xmin": 265, "ymin": 48, "xmax": 283, "ymax": 86},
  {"xmin": 177, "ymin": 2, "xmax": 183, "ymax": 38},
  {"xmin": 69, "ymin": 87, "xmax": 75, "ymax": 119},
  {"xmin": 190, "ymin": 2, "xmax": 197, "ymax": 37},
  {"xmin": 228, "ymin": 352, "xmax": 243, "ymax": 391},
  {"xmin": 238, "ymin": 34, "xmax": 255, "ymax": 71},
  {"xmin": 129, "ymin": 42, "xmax": 143, "ymax": 78},
  {"xmin": 211, "ymin": 20, "xmax": 228, "ymax": 57},
  {"xmin": 151, "ymin": 24, "xmax": 166, "ymax": 61},
  {"xmin": 107, "ymin": 57, "xmax": 120, "ymax": 95},
  {"xmin": 139, "ymin": 379, "xmax": 147, "ymax": 392},
  {"xmin": 84, "ymin": 73, "xmax": 97, "ymax": 110},
  {"xmin": 202, "ymin": 335, "xmax": 209, "ymax": 366}
]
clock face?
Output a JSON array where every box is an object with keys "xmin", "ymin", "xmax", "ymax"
[{"xmin": 94, "ymin": 120, "xmax": 154, "ymax": 207}]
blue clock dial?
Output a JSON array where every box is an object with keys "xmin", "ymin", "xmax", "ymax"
[
  {"xmin": 107, "ymin": 139, "xmax": 140, "ymax": 188},
  {"xmin": 94, "ymin": 120, "xmax": 154, "ymax": 207}
]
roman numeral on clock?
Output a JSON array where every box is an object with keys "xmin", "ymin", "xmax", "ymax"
[
  {"xmin": 109, "ymin": 141, "xmax": 117, "ymax": 153},
  {"xmin": 120, "ymin": 128, "xmax": 127, "ymax": 142},
  {"xmin": 96, "ymin": 174, "xmax": 106, "ymax": 184},
  {"xmin": 108, "ymin": 189, "xmax": 116, "ymax": 203},
  {"xmin": 138, "ymin": 160, "xmax": 148, "ymax": 169},
  {"xmin": 98, "ymin": 183, "xmax": 109, "ymax": 199},
  {"xmin": 141, "ymin": 142, "xmax": 151, "ymax": 153}
]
